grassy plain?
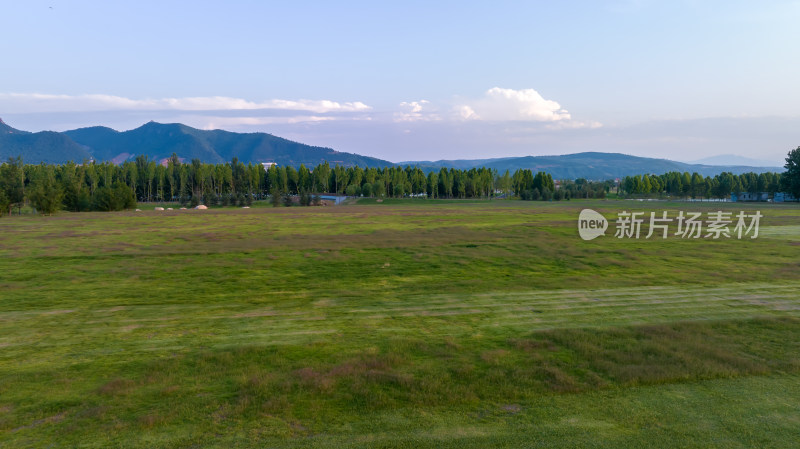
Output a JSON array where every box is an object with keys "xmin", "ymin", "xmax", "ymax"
[{"xmin": 1, "ymin": 199, "xmax": 799, "ymax": 447}]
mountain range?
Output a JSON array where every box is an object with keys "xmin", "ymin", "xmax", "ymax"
[
  {"xmin": 0, "ymin": 119, "xmax": 91, "ymax": 164},
  {"xmin": 401, "ymin": 152, "xmax": 784, "ymax": 179},
  {"xmin": 0, "ymin": 118, "xmax": 391, "ymax": 168},
  {"xmin": 687, "ymin": 154, "xmax": 781, "ymax": 167},
  {"xmin": 0, "ymin": 118, "xmax": 785, "ymax": 179}
]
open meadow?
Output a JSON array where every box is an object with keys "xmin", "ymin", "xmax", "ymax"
[{"xmin": 1, "ymin": 199, "xmax": 799, "ymax": 448}]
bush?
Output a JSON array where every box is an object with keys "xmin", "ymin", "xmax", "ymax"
[
  {"xmin": 92, "ymin": 183, "xmax": 136, "ymax": 212},
  {"xmin": 270, "ymin": 188, "xmax": 281, "ymax": 207},
  {"xmin": 361, "ymin": 183, "xmax": 373, "ymax": 197},
  {"xmin": 29, "ymin": 174, "xmax": 64, "ymax": 215},
  {"xmin": 520, "ymin": 188, "xmax": 541, "ymax": 201},
  {"xmin": 92, "ymin": 186, "xmax": 116, "ymax": 211},
  {"xmin": 114, "ymin": 183, "xmax": 137, "ymax": 210},
  {"xmin": 0, "ymin": 190, "xmax": 9, "ymax": 217},
  {"xmin": 299, "ymin": 191, "xmax": 311, "ymax": 206},
  {"xmin": 63, "ymin": 187, "xmax": 91, "ymax": 212}
]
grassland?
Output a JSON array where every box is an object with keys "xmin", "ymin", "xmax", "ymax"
[{"xmin": 1, "ymin": 199, "xmax": 799, "ymax": 447}]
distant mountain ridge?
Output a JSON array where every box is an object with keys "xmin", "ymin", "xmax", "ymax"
[
  {"xmin": 687, "ymin": 154, "xmax": 781, "ymax": 167},
  {"xmin": 401, "ymin": 152, "xmax": 784, "ymax": 179},
  {"xmin": 0, "ymin": 118, "xmax": 92, "ymax": 164},
  {"xmin": 63, "ymin": 121, "xmax": 392, "ymax": 168},
  {"xmin": 0, "ymin": 119, "xmax": 785, "ymax": 179},
  {"xmin": 0, "ymin": 119, "xmax": 391, "ymax": 168}
]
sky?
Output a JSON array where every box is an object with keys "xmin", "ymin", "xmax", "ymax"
[{"xmin": 1, "ymin": 0, "xmax": 798, "ymax": 165}]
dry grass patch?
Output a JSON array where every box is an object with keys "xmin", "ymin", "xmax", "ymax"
[{"xmin": 97, "ymin": 378, "xmax": 136, "ymax": 396}]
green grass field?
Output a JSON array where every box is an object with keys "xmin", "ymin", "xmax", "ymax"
[{"xmin": 1, "ymin": 199, "xmax": 799, "ymax": 448}]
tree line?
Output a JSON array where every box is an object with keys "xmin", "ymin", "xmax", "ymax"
[
  {"xmin": 0, "ymin": 155, "xmax": 567, "ymax": 215},
  {"xmin": 618, "ymin": 146, "xmax": 800, "ymax": 199},
  {"xmin": 3, "ymin": 147, "xmax": 797, "ymax": 215},
  {"xmin": 618, "ymin": 171, "xmax": 785, "ymax": 199}
]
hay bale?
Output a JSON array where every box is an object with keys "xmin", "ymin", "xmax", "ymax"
[
  {"xmin": 154, "ymin": 207, "xmax": 165, "ymax": 211},
  {"xmin": 195, "ymin": 205, "xmax": 208, "ymax": 210}
]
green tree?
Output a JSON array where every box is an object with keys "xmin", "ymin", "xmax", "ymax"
[
  {"xmin": 373, "ymin": 181, "xmax": 386, "ymax": 198},
  {"xmin": 497, "ymin": 170, "xmax": 512, "ymax": 196},
  {"xmin": 92, "ymin": 186, "xmax": 118, "ymax": 211},
  {"xmin": 113, "ymin": 182, "xmax": 137, "ymax": 210},
  {"xmin": 0, "ymin": 156, "xmax": 25, "ymax": 215},
  {"xmin": 641, "ymin": 175, "xmax": 652, "ymax": 194},
  {"xmin": 298, "ymin": 164, "xmax": 311, "ymax": 193},
  {"xmin": 0, "ymin": 190, "xmax": 8, "ymax": 217},
  {"xmin": 270, "ymin": 187, "xmax": 282, "ymax": 207},
  {"xmin": 781, "ymin": 146, "xmax": 800, "ymax": 198},
  {"xmin": 427, "ymin": 171, "xmax": 438, "ymax": 198},
  {"xmin": 91, "ymin": 182, "xmax": 136, "ymax": 211},
  {"xmin": 532, "ymin": 171, "xmax": 554, "ymax": 193},
  {"xmin": 680, "ymin": 172, "xmax": 692, "ymax": 197},
  {"xmin": 299, "ymin": 190, "xmax": 311, "ymax": 206},
  {"xmin": 714, "ymin": 172, "xmax": 736, "ymax": 198},
  {"xmin": 286, "ymin": 165, "xmax": 299, "ymax": 194},
  {"xmin": 314, "ymin": 162, "xmax": 330, "ymax": 193},
  {"xmin": 691, "ymin": 173, "xmax": 704, "ymax": 199},
  {"xmin": 28, "ymin": 169, "xmax": 64, "ymax": 215},
  {"xmin": 361, "ymin": 182, "xmax": 373, "ymax": 197}
]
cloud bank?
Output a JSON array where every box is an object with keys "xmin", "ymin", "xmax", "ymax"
[
  {"xmin": 394, "ymin": 87, "xmax": 600, "ymax": 129},
  {"xmin": 2, "ymin": 88, "xmax": 595, "ymax": 129},
  {"xmin": 0, "ymin": 93, "xmax": 371, "ymax": 114}
]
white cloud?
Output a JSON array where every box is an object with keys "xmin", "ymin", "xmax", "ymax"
[
  {"xmin": 458, "ymin": 105, "xmax": 479, "ymax": 120},
  {"xmin": 1, "ymin": 88, "xmax": 600, "ymax": 133},
  {"xmin": 394, "ymin": 100, "xmax": 441, "ymax": 122},
  {"xmin": 392, "ymin": 88, "xmax": 598, "ymax": 128},
  {"xmin": 458, "ymin": 87, "xmax": 572, "ymax": 122},
  {"xmin": 545, "ymin": 120, "xmax": 603, "ymax": 130},
  {"xmin": 0, "ymin": 93, "xmax": 371, "ymax": 114},
  {"xmin": 201, "ymin": 116, "xmax": 338, "ymax": 129},
  {"xmin": 410, "ymin": 101, "xmax": 427, "ymax": 113},
  {"xmin": 199, "ymin": 113, "xmax": 376, "ymax": 128}
]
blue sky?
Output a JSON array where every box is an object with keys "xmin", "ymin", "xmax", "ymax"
[{"xmin": 1, "ymin": 0, "xmax": 798, "ymax": 164}]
